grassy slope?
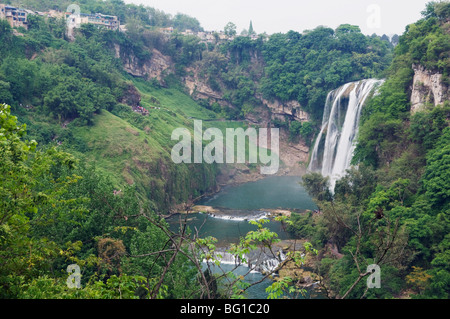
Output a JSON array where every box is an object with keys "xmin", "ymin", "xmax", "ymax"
[
  {"xmin": 68, "ymin": 77, "xmax": 265, "ymax": 209},
  {"xmin": 70, "ymin": 110, "xmax": 158, "ymax": 187},
  {"xmin": 22, "ymin": 75, "xmax": 275, "ymax": 210}
]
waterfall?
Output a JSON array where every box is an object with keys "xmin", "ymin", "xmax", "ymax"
[{"xmin": 308, "ymin": 79, "xmax": 384, "ymax": 191}]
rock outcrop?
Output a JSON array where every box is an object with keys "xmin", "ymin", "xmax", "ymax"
[
  {"xmin": 115, "ymin": 44, "xmax": 174, "ymax": 85},
  {"xmin": 410, "ymin": 64, "xmax": 449, "ymax": 113},
  {"xmin": 118, "ymin": 83, "xmax": 141, "ymax": 107},
  {"xmin": 183, "ymin": 65, "xmax": 310, "ymax": 124},
  {"xmin": 278, "ymin": 135, "xmax": 310, "ymax": 175},
  {"xmin": 256, "ymin": 94, "xmax": 310, "ymax": 123},
  {"xmin": 183, "ymin": 65, "xmax": 233, "ymax": 109},
  {"xmin": 182, "ymin": 66, "xmax": 311, "ymax": 175},
  {"xmin": 185, "ymin": 77, "xmax": 223, "ymax": 101}
]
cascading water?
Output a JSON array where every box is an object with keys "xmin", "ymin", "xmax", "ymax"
[
  {"xmin": 203, "ymin": 248, "xmax": 287, "ymax": 274},
  {"xmin": 308, "ymin": 79, "xmax": 384, "ymax": 192}
]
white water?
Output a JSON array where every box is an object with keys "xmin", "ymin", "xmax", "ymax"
[
  {"xmin": 199, "ymin": 211, "xmax": 270, "ymax": 222},
  {"xmin": 308, "ymin": 79, "xmax": 384, "ymax": 191},
  {"xmin": 202, "ymin": 248, "xmax": 287, "ymax": 274}
]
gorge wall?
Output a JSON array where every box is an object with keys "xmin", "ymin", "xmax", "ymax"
[
  {"xmin": 182, "ymin": 65, "xmax": 311, "ymax": 176},
  {"xmin": 410, "ymin": 64, "xmax": 449, "ymax": 113},
  {"xmin": 114, "ymin": 44, "xmax": 312, "ymax": 182},
  {"xmin": 114, "ymin": 44, "xmax": 175, "ymax": 85}
]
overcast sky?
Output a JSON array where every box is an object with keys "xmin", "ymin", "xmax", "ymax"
[{"xmin": 123, "ymin": 0, "xmax": 431, "ymax": 36}]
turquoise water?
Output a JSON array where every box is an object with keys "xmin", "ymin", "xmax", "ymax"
[
  {"xmin": 168, "ymin": 175, "xmax": 318, "ymax": 299},
  {"xmin": 198, "ymin": 176, "xmax": 317, "ymax": 210}
]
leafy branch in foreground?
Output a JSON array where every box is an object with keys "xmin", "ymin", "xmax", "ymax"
[{"xmin": 134, "ymin": 206, "xmax": 318, "ymax": 299}]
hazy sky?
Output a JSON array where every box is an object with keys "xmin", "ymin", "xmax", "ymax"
[{"xmin": 123, "ymin": 0, "xmax": 431, "ymax": 36}]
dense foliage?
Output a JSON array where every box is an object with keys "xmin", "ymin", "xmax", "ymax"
[
  {"xmin": 0, "ymin": 18, "xmax": 126, "ymax": 125},
  {"xmin": 260, "ymin": 25, "xmax": 392, "ymax": 120},
  {"xmin": 0, "ymin": 1, "xmax": 288, "ymax": 300},
  {"xmin": 186, "ymin": 25, "xmax": 393, "ymax": 124},
  {"xmin": 0, "ymin": 103, "xmax": 204, "ymax": 298},
  {"xmin": 173, "ymin": 23, "xmax": 394, "ymax": 148},
  {"xmin": 0, "ymin": 0, "xmax": 448, "ymax": 300}
]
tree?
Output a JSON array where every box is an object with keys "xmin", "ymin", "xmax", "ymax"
[
  {"xmin": 0, "ymin": 80, "xmax": 13, "ymax": 105},
  {"xmin": 301, "ymin": 170, "xmax": 412, "ymax": 298},
  {"xmin": 224, "ymin": 22, "xmax": 237, "ymax": 37},
  {"xmin": 421, "ymin": 127, "xmax": 450, "ymax": 210},
  {"xmin": 302, "ymin": 172, "xmax": 332, "ymax": 202},
  {"xmin": 421, "ymin": 1, "xmax": 438, "ymax": 19},
  {"xmin": 300, "ymin": 121, "xmax": 314, "ymax": 141},
  {"xmin": 335, "ymin": 24, "xmax": 361, "ymax": 36},
  {"xmin": 0, "ymin": 19, "xmax": 14, "ymax": 60},
  {"xmin": 406, "ymin": 266, "xmax": 432, "ymax": 295},
  {"xmin": 173, "ymin": 13, "xmax": 203, "ymax": 32},
  {"xmin": 0, "ymin": 103, "xmax": 79, "ymax": 297},
  {"xmin": 248, "ymin": 20, "xmax": 255, "ymax": 35},
  {"xmin": 381, "ymin": 34, "xmax": 390, "ymax": 42},
  {"xmin": 434, "ymin": 1, "xmax": 450, "ymax": 20},
  {"xmin": 125, "ymin": 17, "xmax": 145, "ymax": 42},
  {"xmin": 391, "ymin": 34, "xmax": 400, "ymax": 46},
  {"xmin": 0, "ymin": 57, "xmax": 41, "ymax": 103},
  {"xmin": 335, "ymin": 24, "xmax": 367, "ymax": 53},
  {"xmin": 426, "ymin": 234, "xmax": 450, "ymax": 298},
  {"xmin": 289, "ymin": 120, "xmax": 302, "ymax": 140}
]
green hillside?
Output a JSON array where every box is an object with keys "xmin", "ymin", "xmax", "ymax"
[{"xmin": 0, "ymin": 0, "xmax": 449, "ymax": 302}]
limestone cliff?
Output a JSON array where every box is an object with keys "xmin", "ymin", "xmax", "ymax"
[
  {"xmin": 256, "ymin": 93, "xmax": 310, "ymax": 123},
  {"xmin": 410, "ymin": 64, "xmax": 449, "ymax": 113},
  {"xmin": 183, "ymin": 65, "xmax": 310, "ymax": 123},
  {"xmin": 184, "ymin": 65, "xmax": 231, "ymax": 108},
  {"xmin": 114, "ymin": 44, "xmax": 311, "ymax": 175},
  {"xmin": 182, "ymin": 66, "xmax": 310, "ymax": 175},
  {"xmin": 114, "ymin": 44, "xmax": 175, "ymax": 85}
]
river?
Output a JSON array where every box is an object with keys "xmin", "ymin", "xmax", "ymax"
[{"xmin": 167, "ymin": 175, "xmax": 318, "ymax": 298}]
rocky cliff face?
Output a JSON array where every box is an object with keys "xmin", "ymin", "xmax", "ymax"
[
  {"xmin": 182, "ymin": 67, "xmax": 310, "ymax": 175},
  {"xmin": 115, "ymin": 44, "xmax": 175, "ymax": 85},
  {"xmin": 410, "ymin": 64, "xmax": 449, "ymax": 113},
  {"xmin": 183, "ymin": 65, "xmax": 310, "ymax": 123},
  {"xmin": 115, "ymin": 44, "xmax": 311, "ymax": 175},
  {"xmin": 184, "ymin": 65, "xmax": 232, "ymax": 108},
  {"xmin": 256, "ymin": 93, "xmax": 310, "ymax": 123}
]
